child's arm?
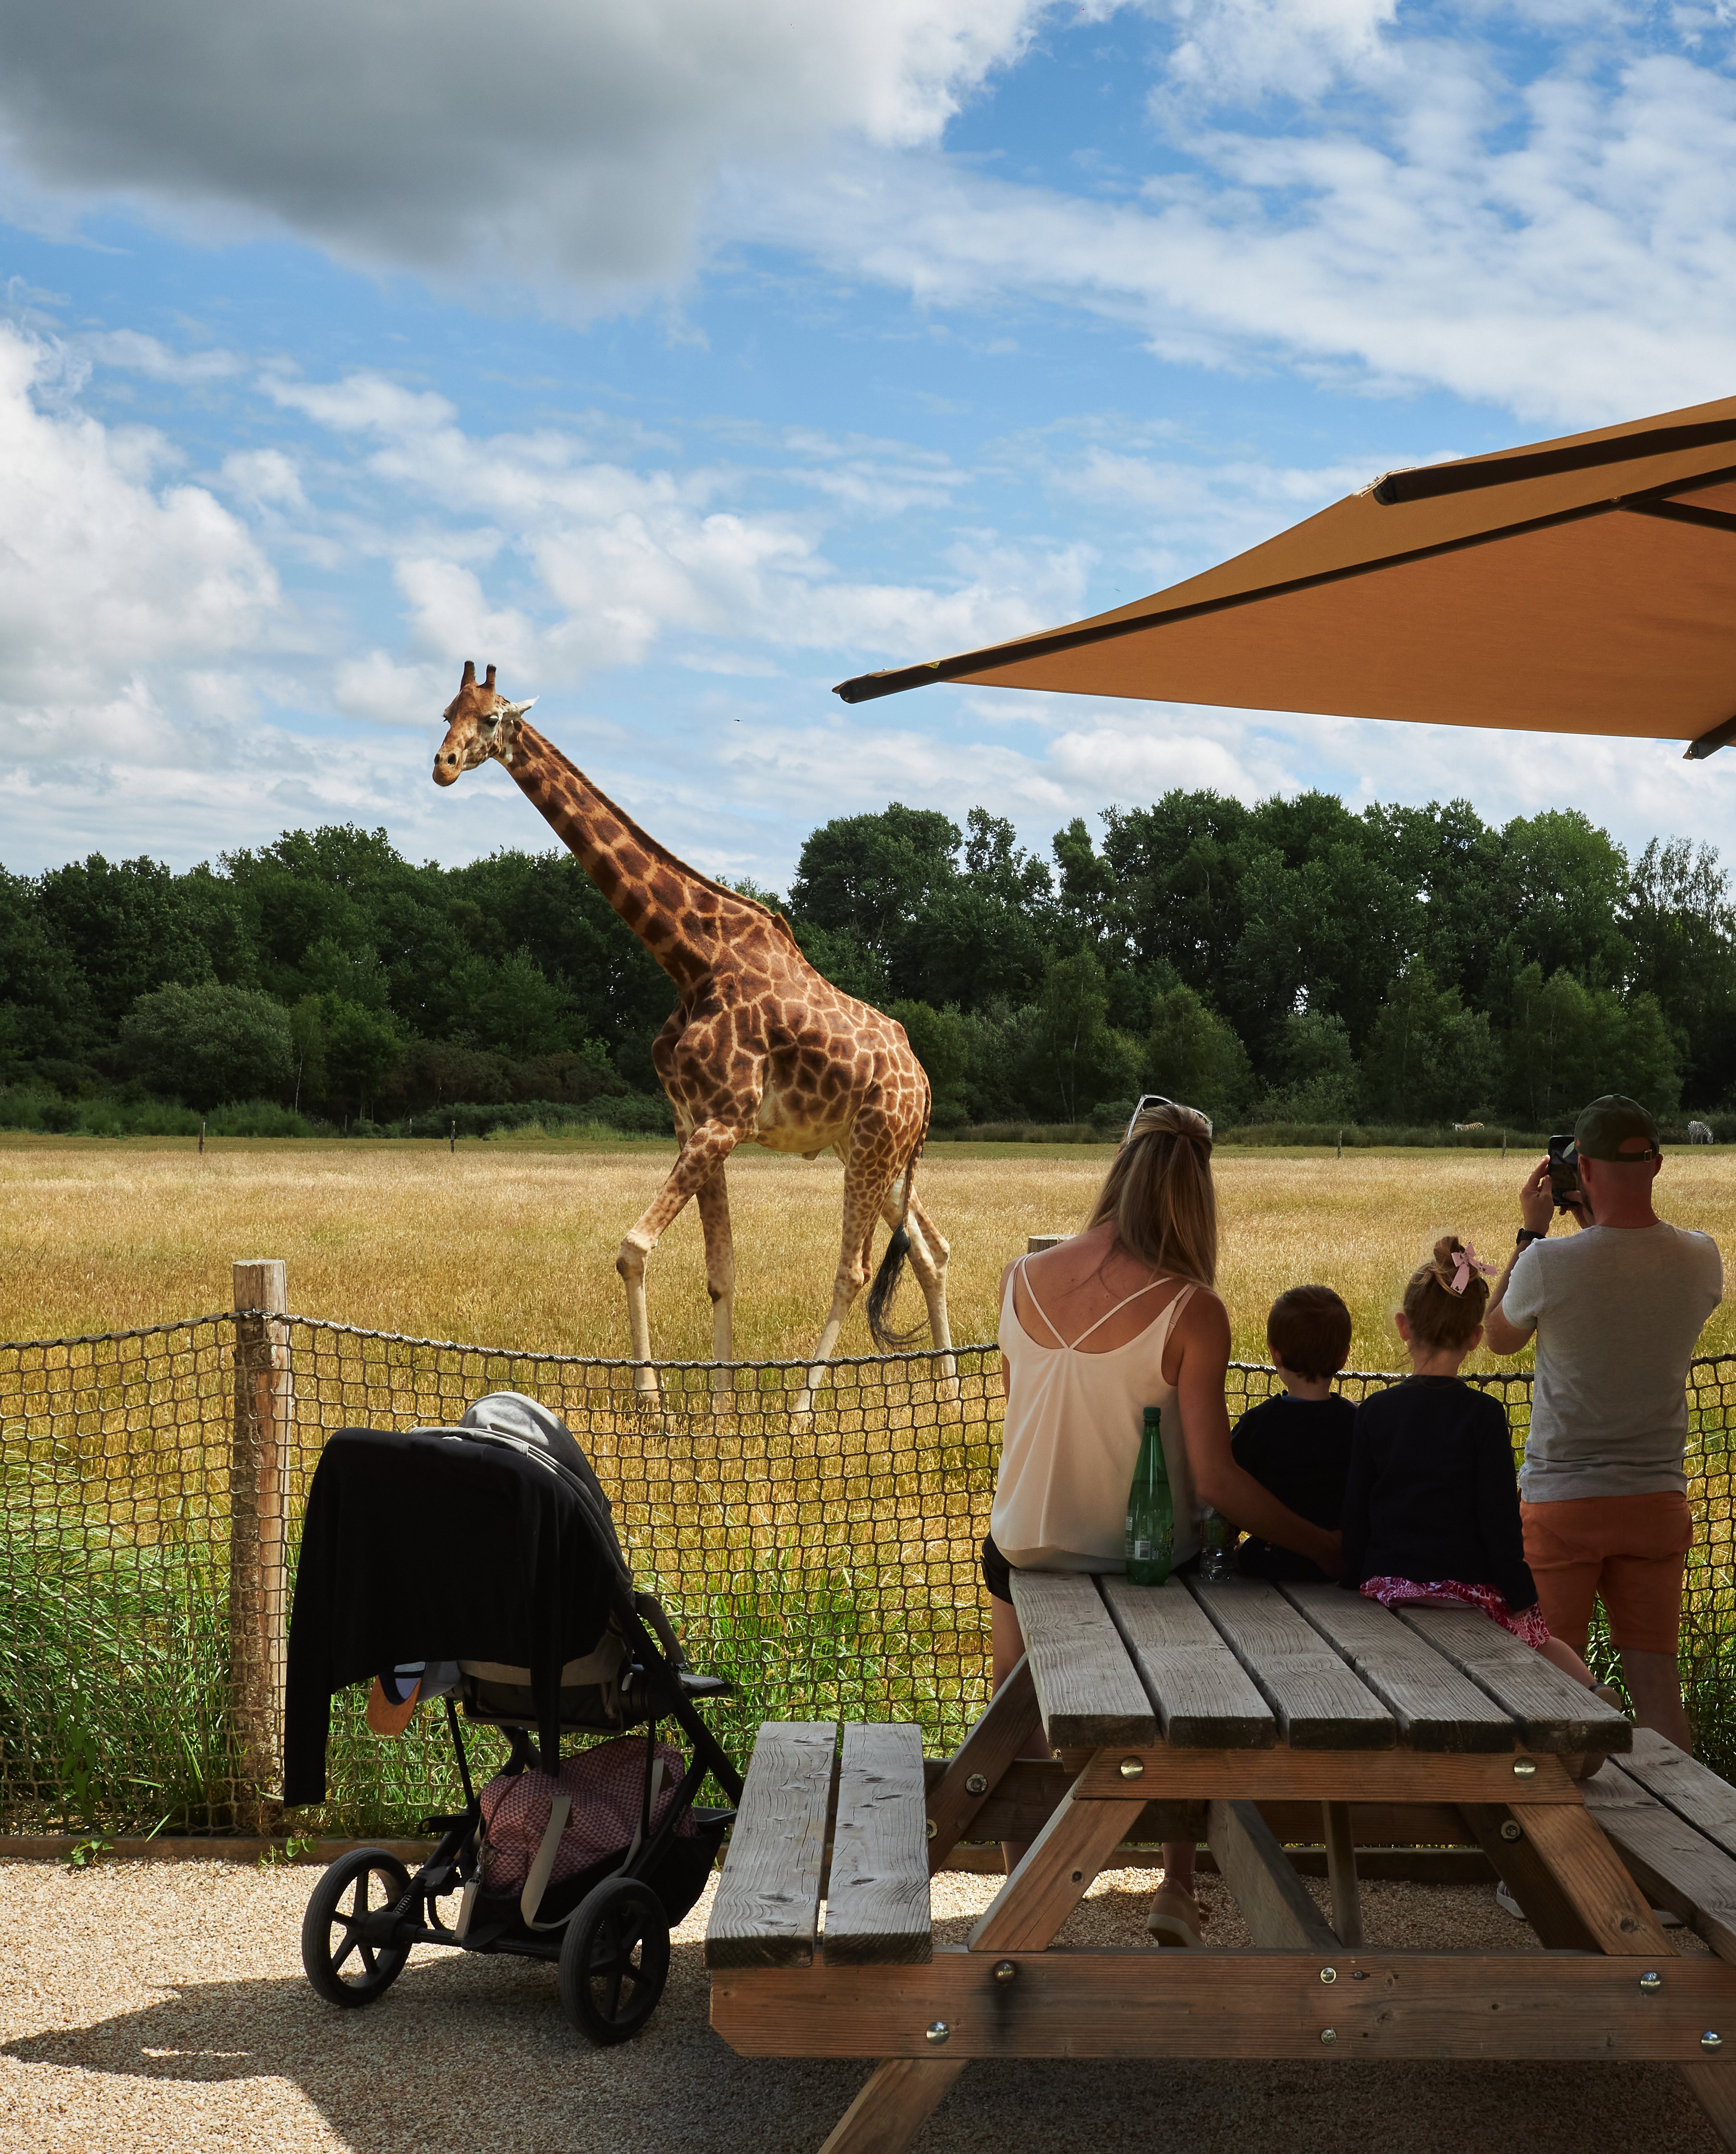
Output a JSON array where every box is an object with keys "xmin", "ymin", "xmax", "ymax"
[
  {"xmin": 1472, "ymin": 1398, "xmax": 1537, "ymax": 1612},
  {"xmin": 1338, "ymin": 1409, "xmax": 1374, "ymax": 1590}
]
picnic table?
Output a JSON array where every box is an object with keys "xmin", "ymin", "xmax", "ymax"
[{"xmin": 704, "ymin": 1568, "xmax": 1736, "ymax": 2154}]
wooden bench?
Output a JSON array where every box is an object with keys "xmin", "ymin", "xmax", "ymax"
[
  {"xmin": 706, "ymin": 1720, "xmax": 931, "ymax": 1971},
  {"xmin": 707, "ymin": 1576, "xmax": 1736, "ymax": 2154}
]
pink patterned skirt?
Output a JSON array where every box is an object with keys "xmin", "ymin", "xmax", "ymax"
[{"xmin": 1361, "ymin": 1576, "xmax": 1551, "ymax": 1650}]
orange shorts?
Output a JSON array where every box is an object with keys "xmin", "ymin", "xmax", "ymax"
[{"xmin": 1520, "ymin": 1491, "xmax": 1693, "ymax": 1657}]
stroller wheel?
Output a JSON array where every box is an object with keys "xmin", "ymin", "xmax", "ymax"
[
  {"xmin": 558, "ymin": 1876, "xmax": 670, "ymax": 2044},
  {"xmin": 302, "ymin": 1849, "xmax": 414, "ymax": 2009}
]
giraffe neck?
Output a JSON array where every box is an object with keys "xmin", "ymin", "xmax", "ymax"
[{"xmin": 497, "ymin": 720, "xmax": 775, "ymax": 994}]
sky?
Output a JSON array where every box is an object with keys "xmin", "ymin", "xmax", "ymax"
[{"xmin": 6, "ymin": 0, "xmax": 1736, "ymax": 888}]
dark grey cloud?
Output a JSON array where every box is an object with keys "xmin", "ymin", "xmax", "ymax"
[{"xmin": 0, "ymin": 1, "xmax": 1041, "ymax": 304}]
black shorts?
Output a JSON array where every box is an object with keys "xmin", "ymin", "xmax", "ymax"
[{"xmin": 981, "ymin": 1532, "xmax": 1013, "ymax": 1604}]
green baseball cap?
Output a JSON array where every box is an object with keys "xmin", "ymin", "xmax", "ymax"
[{"xmin": 1574, "ymin": 1094, "xmax": 1662, "ymax": 1161}]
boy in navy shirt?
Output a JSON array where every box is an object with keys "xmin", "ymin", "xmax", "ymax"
[{"xmin": 1233, "ymin": 1285, "xmax": 1357, "ymax": 1582}]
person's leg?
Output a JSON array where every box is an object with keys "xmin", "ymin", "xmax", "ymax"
[
  {"xmin": 1599, "ymin": 1493, "xmax": 1693, "ymax": 1749},
  {"xmin": 1537, "ymin": 1634, "xmax": 1598, "ymax": 1687},
  {"xmin": 1520, "ymin": 1499, "xmax": 1602, "ymax": 1660}
]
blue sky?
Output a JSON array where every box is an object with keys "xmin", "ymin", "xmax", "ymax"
[{"xmin": 6, "ymin": 0, "xmax": 1736, "ymax": 886}]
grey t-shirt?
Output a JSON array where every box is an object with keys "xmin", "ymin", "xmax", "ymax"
[{"xmin": 1504, "ymin": 1222, "xmax": 1723, "ymax": 1502}]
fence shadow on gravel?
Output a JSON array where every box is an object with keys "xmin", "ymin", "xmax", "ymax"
[{"xmin": 2, "ymin": 1294, "xmax": 1734, "ymax": 1838}]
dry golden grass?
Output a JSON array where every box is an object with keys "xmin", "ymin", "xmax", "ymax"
[{"xmin": 5, "ymin": 1133, "xmax": 1736, "ymax": 1367}]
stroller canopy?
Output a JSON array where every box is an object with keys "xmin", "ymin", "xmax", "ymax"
[{"xmin": 284, "ymin": 1396, "xmax": 629, "ymax": 1804}]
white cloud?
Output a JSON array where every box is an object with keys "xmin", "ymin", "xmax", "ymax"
[
  {"xmin": 0, "ymin": 0, "xmax": 1046, "ymax": 311},
  {"xmin": 0, "ymin": 325, "xmax": 280, "ymax": 763}
]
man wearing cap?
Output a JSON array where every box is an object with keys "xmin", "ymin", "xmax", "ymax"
[{"xmin": 1484, "ymin": 1095, "xmax": 1722, "ymax": 1746}]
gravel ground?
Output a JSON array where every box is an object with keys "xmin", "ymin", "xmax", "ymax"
[{"xmin": 0, "ymin": 1858, "xmax": 1723, "ymax": 2154}]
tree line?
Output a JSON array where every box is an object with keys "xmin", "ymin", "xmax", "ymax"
[{"xmin": 0, "ymin": 791, "xmax": 1729, "ymax": 1133}]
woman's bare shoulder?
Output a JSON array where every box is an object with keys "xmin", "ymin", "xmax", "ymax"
[{"xmin": 1175, "ymin": 1285, "xmax": 1231, "ymax": 1341}]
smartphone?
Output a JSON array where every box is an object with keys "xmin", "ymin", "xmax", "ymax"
[{"xmin": 1547, "ymin": 1134, "xmax": 1581, "ymax": 1211}]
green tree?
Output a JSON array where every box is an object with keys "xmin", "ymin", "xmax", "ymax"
[
  {"xmin": 323, "ymin": 998, "xmax": 402, "ymax": 1121},
  {"xmin": 1259, "ymin": 1008, "xmax": 1361, "ymax": 1122},
  {"xmin": 1500, "ymin": 966, "xmax": 1599, "ymax": 1126},
  {"xmin": 1363, "ymin": 962, "xmax": 1498, "ymax": 1122},
  {"xmin": 786, "ymin": 803, "xmax": 960, "ymax": 980},
  {"xmin": 118, "ymin": 984, "xmax": 294, "ymax": 1110},
  {"xmin": 1021, "ymin": 951, "xmax": 1143, "ymax": 1123},
  {"xmin": 288, "ymin": 995, "xmax": 327, "ymax": 1115},
  {"xmin": 1143, "ymin": 984, "xmax": 1255, "ymax": 1121},
  {"xmin": 888, "ymin": 999, "xmax": 970, "ymax": 1126}
]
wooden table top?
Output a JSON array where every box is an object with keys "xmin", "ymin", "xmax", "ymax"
[{"xmin": 1009, "ymin": 1568, "xmax": 1634, "ymax": 1758}]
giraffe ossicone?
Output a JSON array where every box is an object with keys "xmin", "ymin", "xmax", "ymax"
[{"xmin": 432, "ymin": 661, "xmax": 954, "ymax": 1402}]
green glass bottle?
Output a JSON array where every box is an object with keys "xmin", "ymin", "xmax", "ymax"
[{"xmin": 1125, "ymin": 1405, "xmax": 1174, "ymax": 1588}]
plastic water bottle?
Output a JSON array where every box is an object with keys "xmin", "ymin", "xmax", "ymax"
[
  {"xmin": 1125, "ymin": 1405, "xmax": 1174, "ymax": 1587},
  {"xmin": 1198, "ymin": 1508, "xmax": 1235, "ymax": 1582}
]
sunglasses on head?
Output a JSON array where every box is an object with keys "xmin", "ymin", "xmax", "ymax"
[{"xmin": 1124, "ymin": 1093, "xmax": 1213, "ymax": 1144}]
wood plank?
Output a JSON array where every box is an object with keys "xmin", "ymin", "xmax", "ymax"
[
  {"xmin": 709, "ymin": 1946, "xmax": 1736, "ymax": 2061},
  {"xmin": 937, "ymin": 1844, "xmax": 1496, "ymax": 1883},
  {"xmin": 929, "ymin": 1758, "xmax": 1478, "ymax": 1850},
  {"xmin": 1098, "ymin": 1575, "xmax": 1275, "ymax": 1749},
  {"xmin": 1617, "ymin": 1728, "xmax": 1736, "ymax": 1861},
  {"xmin": 923, "ymin": 1658, "xmax": 1041, "ymax": 1874},
  {"xmin": 1321, "ymin": 1803, "xmax": 1364, "ymax": 1947},
  {"xmin": 1585, "ymin": 1763, "xmax": 1736, "ymax": 1964},
  {"xmin": 1388, "ymin": 1602, "xmax": 1632, "ymax": 1754},
  {"xmin": 704, "ymin": 1721, "xmax": 836, "ymax": 1969},
  {"xmin": 1206, "ymin": 1798, "xmax": 1338, "ymax": 1950},
  {"xmin": 1008, "ymin": 1571, "xmax": 1155, "ymax": 1749},
  {"xmin": 966, "ymin": 1789, "xmax": 1148, "ymax": 1954},
  {"xmin": 1459, "ymin": 1803, "xmax": 1601, "ymax": 1951},
  {"xmin": 1281, "ymin": 1581, "xmax": 1518, "ymax": 1751},
  {"xmin": 815, "ymin": 2060, "xmax": 969, "ymax": 2154},
  {"xmin": 1185, "ymin": 1575, "xmax": 1395, "ymax": 1749},
  {"xmin": 1680, "ymin": 2063, "xmax": 1736, "ymax": 2154},
  {"xmin": 825, "ymin": 1725, "xmax": 931, "ymax": 1966},
  {"xmin": 1515, "ymin": 1801, "xmax": 1675, "ymax": 1956},
  {"xmin": 1071, "ymin": 1744, "xmax": 1580, "ymax": 1804}
]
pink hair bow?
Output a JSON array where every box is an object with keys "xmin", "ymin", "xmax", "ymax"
[{"xmin": 1447, "ymin": 1241, "xmax": 1498, "ymax": 1295}]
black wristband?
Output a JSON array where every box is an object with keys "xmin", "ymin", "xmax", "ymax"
[{"xmin": 1516, "ymin": 1228, "xmax": 1541, "ymax": 1248}]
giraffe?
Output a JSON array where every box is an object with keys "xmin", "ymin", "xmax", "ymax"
[{"xmin": 432, "ymin": 661, "xmax": 953, "ymax": 1399}]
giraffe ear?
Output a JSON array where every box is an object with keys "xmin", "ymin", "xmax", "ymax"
[
  {"xmin": 500, "ymin": 697, "xmax": 538, "ymax": 721},
  {"xmin": 484, "ymin": 664, "xmax": 497, "ymax": 690},
  {"xmin": 461, "ymin": 659, "xmax": 476, "ymax": 686}
]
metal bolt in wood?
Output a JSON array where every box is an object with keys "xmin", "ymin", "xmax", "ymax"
[
  {"xmin": 1320, "ymin": 1967, "xmax": 1337, "ymax": 1984},
  {"xmin": 1119, "ymin": 1757, "xmax": 1145, "ymax": 1779},
  {"xmin": 1704, "ymin": 2031, "xmax": 1723, "ymax": 2051},
  {"xmin": 1512, "ymin": 1758, "xmax": 1538, "ymax": 1779},
  {"xmin": 994, "ymin": 1961, "xmax": 1017, "ymax": 1985},
  {"xmin": 1639, "ymin": 1972, "xmax": 1662, "ymax": 1993},
  {"xmin": 1320, "ymin": 2029, "xmax": 1337, "ymax": 2045},
  {"xmin": 926, "ymin": 2022, "xmax": 950, "ymax": 2045},
  {"xmin": 966, "ymin": 1773, "xmax": 987, "ymax": 1796},
  {"xmin": 1500, "ymin": 1820, "xmax": 1523, "ymax": 1842},
  {"xmin": 926, "ymin": 1818, "xmax": 937, "ymax": 1839}
]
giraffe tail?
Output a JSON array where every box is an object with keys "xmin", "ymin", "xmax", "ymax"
[{"xmin": 866, "ymin": 1113, "xmax": 930, "ymax": 1353}]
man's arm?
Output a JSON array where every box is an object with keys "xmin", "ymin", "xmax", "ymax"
[{"xmin": 1484, "ymin": 1159, "xmax": 1554, "ymax": 1356}]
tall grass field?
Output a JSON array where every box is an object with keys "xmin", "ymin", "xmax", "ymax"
[
  {"xmin": 5, "ymin": 1134, "xmax": 1736, "ymax": 1834},
  {"xmin": 10, "ymin": 1130, "xmax": 1736, "ymax": 1367}
]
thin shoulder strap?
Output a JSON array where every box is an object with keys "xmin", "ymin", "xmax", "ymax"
[
  {"xmin": 1013, "ymin": 1256, "xmax": 1070, "ymax": 1349},
  {"xmin": 1068, "ymin": 1274, "xmax": 1175, "ymax": 1349}
]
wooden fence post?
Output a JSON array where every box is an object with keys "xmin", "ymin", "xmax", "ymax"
[{"xmin": 230, "ymin": 1258, "xmax": 293, "ymax": 1832}]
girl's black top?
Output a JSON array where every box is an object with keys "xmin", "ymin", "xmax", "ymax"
[{"xmin": 1340, "ymin": 1374, "xmax": 1537, "ymax": 1612}]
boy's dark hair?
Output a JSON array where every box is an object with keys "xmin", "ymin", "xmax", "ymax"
[{"xmin": 1267, "ymin": 1284, "xmax": 1353, "ymax": 1382}]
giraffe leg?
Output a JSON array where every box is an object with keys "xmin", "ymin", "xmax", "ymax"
[
  {"xmin": 694, "ymin": 1163, "xmax": 736, "ymax": 1390},
  {"xmin": 894, "ymin": 1187, "xmax": 956, "ymax": 1395},
  {"xmin": 617, "ymin": 1120, "xmax": 741, "ymax": 1395},
  {"xmin": 793, "ymin": 1155, "xmax": 891, "ymax": 1416}
]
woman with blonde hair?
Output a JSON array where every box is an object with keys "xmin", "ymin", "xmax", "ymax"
[{"xmin": 986, "ymin": 1095, "xmax": 1341, "ymax": 1946}]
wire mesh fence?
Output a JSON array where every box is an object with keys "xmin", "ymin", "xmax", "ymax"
[{"xmin": 2, "ymin": 1306, "xmax": 1734, "ymax": 1837}]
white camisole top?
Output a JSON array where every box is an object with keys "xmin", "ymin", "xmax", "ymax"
[{"xmin": 992, "ymin": 1256, "xmax": 1200, "ymax": 1574}]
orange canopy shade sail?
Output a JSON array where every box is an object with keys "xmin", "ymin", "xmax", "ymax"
[{"xmin": 833, "ymin": 392, "xmax": 1736, "ymax": 759}]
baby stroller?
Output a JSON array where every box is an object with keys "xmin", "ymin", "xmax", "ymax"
[{"xmin": 283, "ymin": 1391, "xmax": 742, "ymax": 2044}]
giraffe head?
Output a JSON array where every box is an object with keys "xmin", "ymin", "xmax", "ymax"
[{"xmin": 432, "ymin": 661, "xmax": 538, "ymax": 787}]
